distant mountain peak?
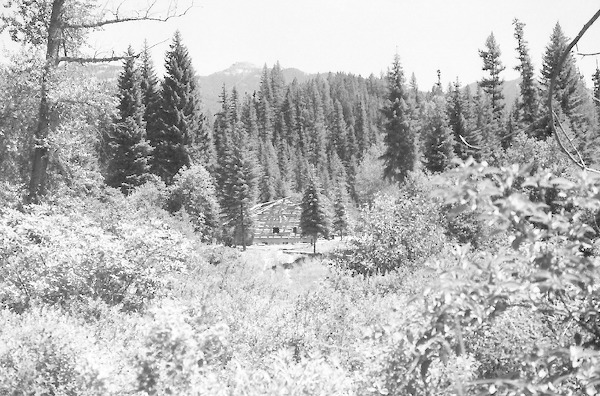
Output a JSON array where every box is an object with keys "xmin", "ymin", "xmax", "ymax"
[{"xmin": 222, "ymin": 62, "xmax": 260, "ymax": 76}]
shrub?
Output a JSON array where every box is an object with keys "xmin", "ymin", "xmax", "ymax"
[
  {"xmin": 0, "ymin": 308, "xmax": 108, "ymax": 395},
  {"xmin": 0, "ymin": 201, "xmax": 191, "ymax": 312},
  {"xmin": 167, "ymin": 165, "xmax": 221, "ymax": 242},
  {"xmin": 134, "ymin": 301, "xmax": 231, "ymax": 395},
  {"xmin": 332, "ymin": 172, "xmax": 446, "ymax": 275},
  {"xmin": 368, "ymin": 160, "xmax": 600, "ymax": 395}
]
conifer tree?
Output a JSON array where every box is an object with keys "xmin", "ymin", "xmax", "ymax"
[
  {"xmin": 328, "ymin": 149, "xmax": 348, "ymax": 193},
  {"xmin": 258, "ymin": 139, "xmax": 281, "ymax": 202},
  {"xmin": 153, "ymin": 31, "xmax": 207, "ymax": 183},
  {"xmin": 355, "ymin": 99, "xmax": 371, "ymax": 159},
  {"xmin": 270, "ymin": 62, "xmax": 286, "ymax": 105},
  {"xmin": 381, "ymin": 54, "xmax": 417, "ymax": 184},
  {"xmin": 332, "ymin": 188, "xmax": 349, "ymax": 240},
  {"xmin": 332, "ymin": 100, "xmax": 350, "ymax": 163},
  {"xmin": 479, "ymin": 32, "xmax": 506, "ymax": 122},
  {"xmin": 512, "ymin": 19, "xmax": 539, "ymax": 129},
  {"xmin": 474, "ymin": 86, "xmax": 503, "ymax": 162},
  {"xmin": 593, "ymin": 67, "xmax": 600, "ymax": 122},
  {"xmin": 540, "ymin": 23, "xmax": 595, "ymax": 136},
  {"xmin": 220, "ymin": 121, "xmax": 259, "ymax": 248},
  {"xmin": 539, "ymin": 23, "xmax": 598, "ymax": 161},
  {"xmin": 258, "ymin": 65, "xmax": 274, "ymax": 142},
  {"xmin": 309, "ymin": 88, "xmax": 330, "ymax": 188},
  {"xmin": 106, "ymin": 46, "xmax": 152, "ymax": 194},
  {"xmin": 423, "ymin": 95, "xmax": 455, "ymax": 173},
  {"xmin": 448, "ymin": 80, "xmax": 481, "ymax": 160},
  {"xmin": 300, "ymin": 176, "xmax": 331, "ymax": 253},
  {"xmin": 139, "ymin": 40, "xmax": 161, "ymax": 143}
]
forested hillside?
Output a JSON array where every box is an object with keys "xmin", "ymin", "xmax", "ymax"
[{"xmin": 3, "ymin": 1, "xmax": 600, "ymax": 394}]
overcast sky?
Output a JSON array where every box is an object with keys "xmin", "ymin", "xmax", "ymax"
[{"xmin": 3, "ymin": 0, "xmax": 600, "ymax": 89}]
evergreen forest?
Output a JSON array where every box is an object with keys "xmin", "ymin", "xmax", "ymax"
[{"xmin": 2, "ymin": 1, "xmax": 600, "ymax": 394}]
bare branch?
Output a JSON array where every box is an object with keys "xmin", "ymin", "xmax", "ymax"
[
  {"xmin": 577, "ymin": 51, "xmax": 600, "ymax": 57},
  {"xmin": 548, "ymin": 7, "xmax": 600, "ymax": 173},
  {"xmin": 58, "ymin": 38, "xmax": 169, "ymax": 64},
  {"xmin": 59, "ymin": 55, "xmax": 133, "ymax": 64},
  {"xmin": 63, "ymin": 1, "xmax": 194, "ymax": 29},
  {"xmin": 459, "ymin": 133, "xmax": 481, "ymax": 150},
  {"xmin": 552, "ymin": 110, "xmax": 590, "ymax": 170}
]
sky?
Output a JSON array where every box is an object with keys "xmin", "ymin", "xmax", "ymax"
[{"xmin": 3, "ymin": 0, "xmax": 600, "ymax": 90}]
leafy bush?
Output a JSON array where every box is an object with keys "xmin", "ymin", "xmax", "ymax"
[
  {"xmin": 0, "ymin": 201, "xmax": 191, "ymax": 312},
  {"xmin": 367, "ymin": 160, "xmax": 600, "ymax": 395},
  {"xmin": 134, "ymin": 301, "xmax": 231, "ymax": 395},
  {"xmin": 0, "ymin": 308, "xmax": 108, "ymax": 395},
  {"xmin": 332, "ymin": 172, "xmax": 446, "ymax": 275},
  {"xmin": 167, "ymin": 165, "xmax": 221, "ymax": 242}
]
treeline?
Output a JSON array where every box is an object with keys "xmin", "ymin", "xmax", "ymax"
[
  {"xmin": 380, "ymin": 20, "xmax": 600, "ymax": 183},
  {"xmin": 105, "ymin": 31, "xmax": 386, "ymax": 197},
  {"xmin": 76, "ymin": 20, "xmax": 600, "ymax": 243}
]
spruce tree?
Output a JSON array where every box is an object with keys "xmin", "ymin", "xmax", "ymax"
[
  {"xmin": 106, "ymin": 46, "xmax": 152, "ymax": 194},
  {"xmin": 381, "ymin": 54, "xmax": 417, "ymax": 183},
  {"xmin": 258, "ymin": 139, "xmax": 281, "ymax": 202},
  {"xmin": 448, "ymin": 80, "xmax": 481, "ymax": 160},
  {"xmin": 332, "ymin": 188, "xmax": 349, "ymax": 240},
  {"xmin": 355, "ymin": 99, "xmax": 371, "ymax": 159},
  {"xmin": 512, "ymin": 19, "xmax": 539, "ymax": 129},
  {"xmin": 593, "ymin": 67, "xmax": 600, "ymax": 122},
  {"xmin": 139, "ymin": 40, "xmax": 161, "ymax": 144},
  {"xmin": 332, "ymin": 100, "xmax": 350, "ymax": 163},
  {"xmin": 153, "ymin": 31, "xmax": 207, "ymax": 183},
  {"xmin": 300, "ymin": 176, "xmax": 331, "ymax": 254},
  {"xmin": 479, "ymin": 32, "xmax": 506, "ymax": 122},
  {"xmin": 540, "ymin": 23, "xmax": 598, "ymax": 160},
  {"xmin": 423, "ymin": 95, "xmax": 455, "ymax": 173},
  {"xmin": 220, "ymin": 121, "xmax": 259, "ymax": 249}
]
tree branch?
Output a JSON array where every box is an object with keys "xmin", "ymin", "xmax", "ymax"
[
  {"xmin": 548, "ymin": 7, "xmax": 600, "ymax": 173},
  {"xmin": 577, "ymin": 51, "xmax": 600, "ymax": 57},
  {"xmin": 59, "ymin": 55, "xmax": 132, "ymax": 64},
  {"xmin": 63, "ymin": 0, "xmax": 194, "ymax": 29},
  {"xmin": 459, "ymin": 133, "xmax": 481, "ymax": 150},
  {"xmin": 58, "ymin": 37, "xmax": 169, "ymax": 64},
  {"xmin": 552, "ymin": 110, "xmax": 591, "ymax": 171}
]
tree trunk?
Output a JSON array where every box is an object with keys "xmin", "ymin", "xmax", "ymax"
[
  {"xmin": 28, "ymin": 0, "xmax": 65, "ymax": 203},
  {"xmin": 313, "ymin": 236, "xmax": 316, "ymax": 254}
]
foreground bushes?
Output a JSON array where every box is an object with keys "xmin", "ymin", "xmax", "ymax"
[
  {"xmin": 3, "ymin": 160, "xmax": 600, "ymax": 395},
  {"xmin": 0, "ymin": 193, "xmax": 193, "ymax": 312},
  {"xmin": 0, "ymin": 308, "xmax": 107, "ymax": 395}
]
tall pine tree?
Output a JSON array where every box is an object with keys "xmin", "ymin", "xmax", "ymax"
[
  {"xmin": 106, "ymin": 46, "xmax": 152, "ymax": 194},
  {"xmin": 423, "ymin": 95, "xmax": 455, "ymax": 172},
  {"xmin": 513, "ymin": 19, "xmax": 539, "ymax": 129},
  {"xmin": 479, "ymin": 32, "xmax": 506, "ymax": 122},
  {"xmin": 153, "ymin": 31, "xmax": 208, "ymax": 183},
  {"xmin": 139, "ymin": 40, "xmax": 161, "ymax": 147},
  {"xmin": 300, "ymin": 175, "xmax": 331, "ymax": 254},
  {"xmin": 381, "ymin": 54, "xmax": 417, "ymax": 184},
  {"xmin": 220, "ymin": 121, "xmax": 259, "ymax": 248}
]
